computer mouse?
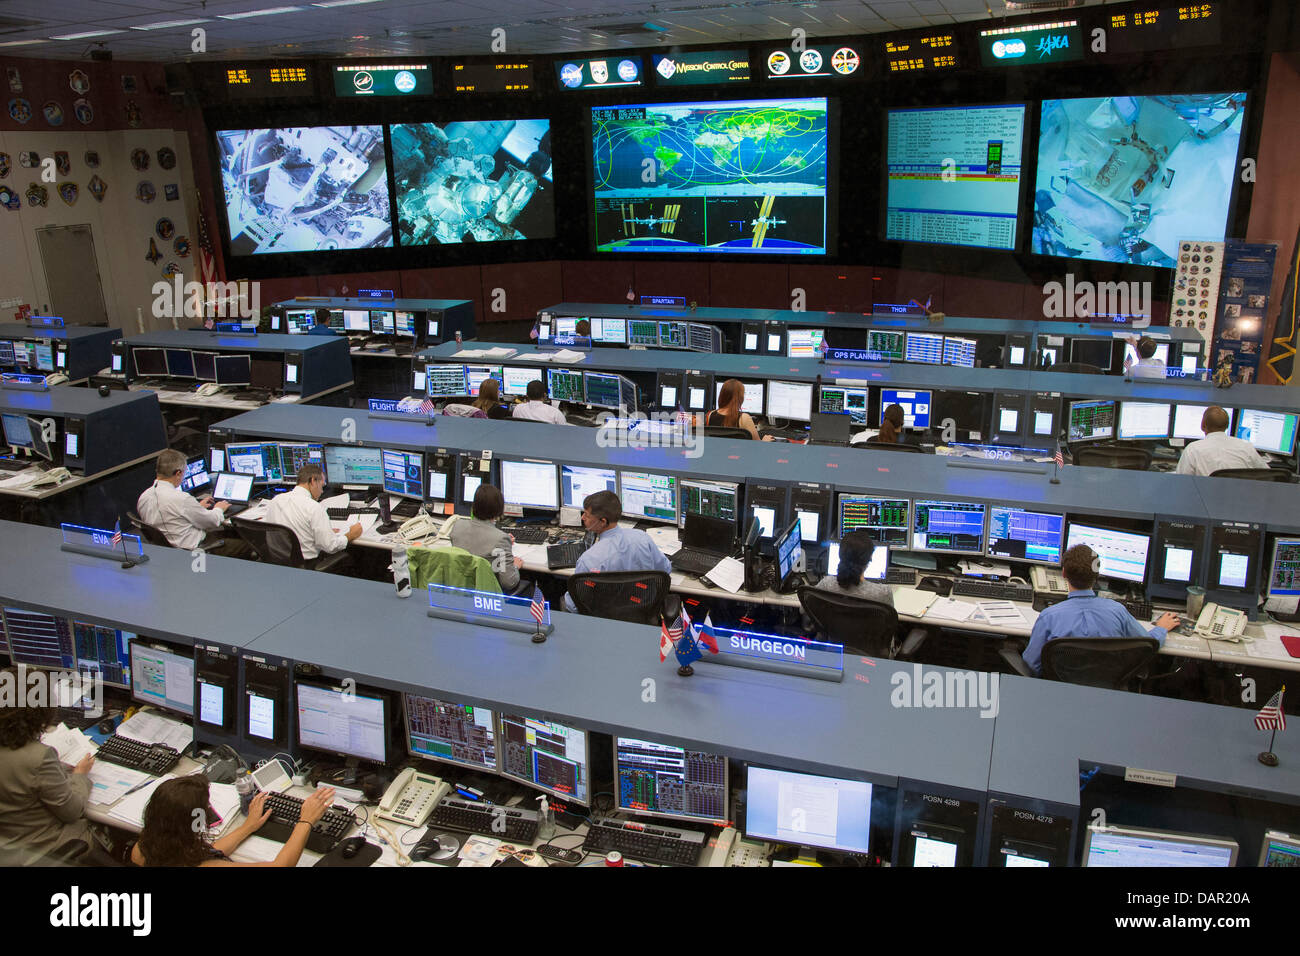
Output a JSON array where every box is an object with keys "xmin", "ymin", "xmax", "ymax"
[
  {"xmin": 97, "ymin": 718, "xmax": 116, "ymax": 735},
  {"xmin": 339, "ymin": 836, "xmax": 366, "ymax": 860},
  {"xmin": 409, "ymin": 837, "xmax": 440, "ymax": 862}
]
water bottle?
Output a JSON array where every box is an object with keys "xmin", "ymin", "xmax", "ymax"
[
  {"xmin": 392, "ymin": 542, "xmax": 411, "ymax": 598},
  {"xmin": 235, "ymin": 769, "xmax": 256, "ymax": 815},
  {"xmin": 536, "ymin": 795, "xmax": 555, "ymax": 841}
]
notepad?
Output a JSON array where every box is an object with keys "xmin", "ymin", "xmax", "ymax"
[
  {"xmin": 925, "ymin": 597, "xmax": 978, "ymax": 623},
  {"xmin": 894, "ymin": 590, "xmax": 937, "ymax": 619},
  {"xmin": 41, "ymin": 724, "xmax": 96, "ymax": 767}
]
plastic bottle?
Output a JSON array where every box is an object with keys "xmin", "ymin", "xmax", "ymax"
[
  {"xmin": 235, "ymin": 769, "xmax": 256, "ymax": 815},
  {"xmin": 392, "ymin": 542, "xmax": 411, "ymax": 598},
  {"xmin": 536, "ymin": 795, "xmax": 555, "ymax": 841}
]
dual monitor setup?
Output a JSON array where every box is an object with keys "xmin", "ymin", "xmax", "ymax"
[
  {"xmin": 1067, "ymin": 400, "xmax": 1299, "ymax": 455},
  {"xmin": 1, "ymin": 411, "xmax": 84, "ymax": 469},
  {"xmin": 417, "ymin": 363, "xmax": 637, "ymax": 412},
  {"xmin": 535, "ymin": 316, "xmax": 723, "ymax": 353},
  {"xmin": 0, "ymin": 338, "xmax": 65, "ymax": 375},
  {"xmin": 122, "ymin": 346, "xmax": 308, "ymax": 395}
]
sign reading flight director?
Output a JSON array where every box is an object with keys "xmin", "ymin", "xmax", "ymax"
[
  {"xmin": 334, "ymin": 63, "xmax": 432, "ymax": 96},
  {"xmin": 978, "ymin": 21, "xmax": 1082, "ymax": 67},
  {"xmin": 653, "ymin": 49, "xmax": 750, "ymax": 85}
]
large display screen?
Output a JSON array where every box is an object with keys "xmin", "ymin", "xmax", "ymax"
[
  {"xmin": 215, "ymin": 126, "xmax": 392, "ymax": 255},
  {"xmin": 886, "ymin": 104, "xmax": 1025, "ymax": 250},
  {"xmin": 592, "ymin": 97, "xmax": 828, "ymax": 254},
  {"xmin": 1031, "ymin": 93, "xmax": 1247, "ymax": 266},
  {"xmin": 392, "ymin": 120, "xmax": 553, "ymax": 244}
]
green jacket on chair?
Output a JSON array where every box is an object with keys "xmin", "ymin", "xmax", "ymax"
[{"xmin": 408, "ymin": 546, "xmax": 502, "ymax": 593}]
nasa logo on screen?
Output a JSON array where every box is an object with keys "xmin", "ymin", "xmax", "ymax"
[
  {"xmin": 393, "ymin": 70, "xmax": 417, "ymax": 93},
  {"xmin": 352, "ymin": 71, "xmax": 374, "ymax": 92},
  {"xmin": 559, "ymin": 63, "xmax": 584, "ymax": 88},
  {"xmin": 768, "ymin": 51, "xmax": 791, "ymax": 75},
  {"xmin": 656, "ymin": 57, "xmax": 677, "ymax": 79}
]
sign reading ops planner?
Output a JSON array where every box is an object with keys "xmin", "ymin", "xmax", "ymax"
[{"xmin": 710, "ymin": 628, "xmax": 843, "ymax": 682}]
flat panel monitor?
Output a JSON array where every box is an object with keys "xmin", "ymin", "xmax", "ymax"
[
  {"xmin": 324, "ymin": 444, "xmax": 384, "ymax": 486},
  {"xmin": 786, "ymin": 328, "xmax": 825, "ymax": 358},
  {"xmin": 394, "ymin": 311, "xmax": 417, "ymax": 337},
  {"xmin": 885, "ymin": 103, "xmax": 1026, "ymax": 251},
  {"xmin": 0, "ymin": 340, "xmax": 13, "ymax": 366},
  {"xmin": 192, "ymin": 350, "xmax": 217, "ymax": 382},
  {"xmin": 130, "ymin": 641, "xmax": 195, "ymax": 718},
  {"xmin": 1118, "ymin": 401, "xmax": 1172, "ymax": 441},
  {"xmin": 369, "ymin": 310, "xmax": 395, "ymax": 335},
  {"xmin": 825, "ymin": 540, "xmax": 888, "ymax": 580},
  {"xmin": 381, "ymin": 448, "xmax": 424, "ymax": 499},
  {"xmin": 212, "ymin": 471, "xmax": 254, "ymax": 502},
  {"xmin": 987, "ymin": 506, "xmax": 1065, "ymax": 565},
  {"xmin": 590, "ymin": 317, "xmax": 627, "ymax": 344},
  {"xmin": 224, "ymin": 442, "xmax": 265, "ymax": 480},
  {"xmin": 680, "ymin": 478, "xmax": 739, "ymax": 525},
  {"xmin": 26, "ymin": 416, "xmax": 53, "ymax": 463},
  {"xmin": 1267, "ymin": 538, "xmax": 1300, "ymax": 598},
  {"xmin": 583, "ymin": 371, "xmax": 623, "ymax": 410},
  {"xmin": 880, "ymin": 389, "xmax": 931, "ymax": 429},
  {"xmin": 562, "ymin": 464, "xmax": 616, "ymax": 509},
  {"xmin": 1122, "ymin": 340, "xmax": 1170, "ymax": 369},
  {"xmin": 275, "ymin": 442, "xmax": 324, "ymax": 479},
  {"xmin": 905, "ymin": 331, "xmax": 944, "ymax": 364},
  {"xmin": 745, "ymin": 766, "xmax": 872, "ymax": 854},
  {"xmin": 838, "ymin": 494, "xmax": 910, "ymax": 548},
  {"xmin": 165, "ymin": 348, "xmax": 195, "ymax": 378},
  {"xmin": 2, "ymin": 607, "xmax": 72, "ymax": 671},
  {"xmin": 502, "ymin": 366, "xmax": 539, "ymax": 397},
  {"xmin": 818, "ymin": 384, "xmax": 867, "ymax": 425},
  {"xmin": 427, "ymin": 453, "xmax": 455, "ymax": 501},
  {"xmin": 284, "ymin": 309, "xmax": 315, "ymax": 333},
  {"xmin": 464, "ymin": 364, "xmax": 501, "ymax": 397},
  {"xmin": 214, "ymin": 354, "xmax": 251, "ymax": 386},
  {"xmin": 496, "ymin": 712, "xmax": 589, "ymax": 805},
  {"xmin": 3, "ymin": 412, "xmax": 32, "ymax": 448},
  {"xmin": 619, "ymin": 470, "xmax": 678, "ymax": 524},
  {"xmin": 1210, "ymin": 522, "xmax": 1259, "ymax": 592},
  {"xmin": 1033, "ymin": 94, "xmax": 1247, "ymax": 266},
  {"xmin": 715, "ymin": 379, "xmax": 765, "ymax": 417},
  {"xmin": 775, "ymin": 517, "xmax": 802, "ymax": 584},
  {"xmin": 789, "ymin": 485, "xmax": 830, "ymax": 544},
  {"xmin": 553, "ymin": 317, "xmax": 578, "ymax": 337},
  {"xmin": 501, "ymin": 458, "xmax": 559, "ymax": 511},
  {"xmin": 656, "ymin": 371, "xmax": 683, "ymax": 410},
  {"xmin": 296, "ymin": 680, "xmax": 388, "ymax": 764},
  {"xmin": 912, "ymin": 499, "xmax": 987, "ymax": 554},
  {"xmin": 995, "ymin": 397, "xmax": 1024, "ymax": 436},
  {"xmin": 250, "ymin": 355, "xmax": 283, "ymax": 391},
  {"xmin": 683, "ymin": 372, "xmax": 712, "ymax": 413},
  {"xmin": 1065, "ymin": 522, "xmax": 1150, "ymax": 584},
  {"xmin": 1083, "ymin": 825, "xmax": 1237, "ymax": 867},
  {"xmin": 867, "ymin": 329, "xmax": 905, "ymax": 361},
  {"xmin": 343, "ymin": 310, "xmax": 371, "ymax": 332},
  {"xmin": 31, "ymin": 342, "xmax": 54, "ymax": 372},
  {"xmin": 546, "ymin": 367, "xmax": 584, "ymax": 404},
  {"xmin": 615, "ymin": 737, "xmax": 729, "ymax": 825},
  {"xmin": 215, "ymin": 126, "xmax": 392, "ymax": 255},
  {"xmin": 1067, "ymin": 400, "xmax": 1116, "ymax": 442},
  {"xmin": 1259, "ymin": 831, "xmax": 1300, "ymax": 867},
  {"xmin": 943, "ymin": 336, "xmax": 977, "ymax": 368},
  {"xmin": 591, "ymin": 97, "xmax": 828, "ymax": 255},
  {"xmin": 133, "ymin": 347, "xmax": 167, "ymax": 376},
  {"xmin": 180, "ymin": 457, "xmax": 210, "ymax": 492},
  {"xmin": 1158, "ymin": 541, "xmax": 1196, "ymax": 586},
  {"xmin": 428, "ymin": 364, "xmax": 468, "ymax": 397},
  {"xmin": 404, "ymin": 694, "xmax": 497, "ymax": 772},
  {"xmin": 766, "ymin": 380, "xmax": 814, "ymax": 422},
  {"xmin": 1235, "ymin": 408, "xmax": 1299, "ymax": 456},
  {"xmin": 71, "ymin": 619, "xmax": 136, "ymax": 690},
  {"xmin": 1069, "ymin": 339, "xmax": 1113, "ymax": 371},
  {"xmin": 1172, "ymin": 403, "xmax": 1230, "ymax": 440}
]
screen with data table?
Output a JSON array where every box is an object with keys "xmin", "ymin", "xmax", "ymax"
[
  {"xmin": 986, "ymin": 506, "xmax": 1064, "ymax": 565},
  {"xmin": 912, "ymin": 500, "xmax": 987, "ymax": 554},
  {"xmin": 615, "ymin": 737, "xmax": 729, "ymax": 825},
  {"xmin": 496, "ymin": 713, "xmax": 589, "ymax": 805},
  {"xmin": 838, "ymin": 494, "xmax": 910, "ymax": 547},
  {"xmin": 404, "ymin": 694, "xmax": 497, "ymax": 771}
]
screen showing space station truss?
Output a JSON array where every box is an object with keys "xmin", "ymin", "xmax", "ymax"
[
  {"xmin": 391, "ymin": 120, "xmax": 554, "ymax": 244},
  {"xmin": 1031, "ymin": 93, "xmax": 1247, "ymax": 267},
  {"xmin": 215, "ymin": 126, "xmax": 393, "ymax": 255},
  {"xmin": 591, "ymin": 97, "xmax": 828, "ymax": 254}
]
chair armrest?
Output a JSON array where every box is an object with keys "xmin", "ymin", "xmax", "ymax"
[
  {"xmin": 998, "ymin": 645, "xmax": 1034, "ymax": 677},
  {"xmin": 898, "ymin": 627, "xmax": 929, "ymax": 658}
]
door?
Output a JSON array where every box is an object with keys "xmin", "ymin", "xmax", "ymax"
[{"xmin": 36, "ymin": 224, "xmax": 108, "ymax": 326}]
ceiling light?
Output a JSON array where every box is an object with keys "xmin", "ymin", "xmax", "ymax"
[
  {"xmin": 312, "ymin": 0, "xmax": 384, "ymax": 6},
  {"xmin": 49, "ymin": 29, "xmax": 124, "ymax": 40},
  {"xmin": 217, "ymin": 6, "xmax": 303, "ymax": 20},
  {"xmin": 0, "ymin": 39, "xmax": 47, "ymax": 47},
  {"xmin": 131, "ymin": 18, "xmax": 212, "ymax": 31}
]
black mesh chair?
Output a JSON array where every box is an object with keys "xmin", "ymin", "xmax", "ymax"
[
  {"xmin": 703, "ymin": 426, "xmax": 752, "ymax": 440},
  {"xmin": 1210, "ymin": 467, "xmax": 1294, "ymax": 482},
  {"xmin": 857, "ymin": 440, "xmax": 923, "ymax": 453},
  {"xmin": 1073, "ymin": 443, "xmax": 1152, "ymax": 470},
  {"xmin": 567, "ymin": 571, "xmax": 671, "ymax": 626},
  {"xmin": 1001, "ymin": 637, "xmax": 1160, "ymax": 690},
  {"xmin": 797, "ymin": 587, "xmax": 929, "ymax": 659},
  {"xmin": 1050, "ymin": 362, "xmax": 1105, "ymax": 375},
  {"xmin": 126, "ymin": 511, "xmax": 171, "ymax": 548},
  {"xmin": 229, "ymin": 517, "xmax": 351, "ymax": 573}
]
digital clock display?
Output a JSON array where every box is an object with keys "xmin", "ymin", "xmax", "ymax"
[
  {"xmin": 451, "ymin": 61, "xmax": 534, "ymax": 93},
  {"xmin": 884, "ymin": 34, "xmax": 959, "ymax": 72},
  {"xmin": 224, "ymin": 64, "xmax": 315, "ymax": 98},
  {"xmin": 1104, "ymin": 3, "xmax": 1220, "ymax": 52}
]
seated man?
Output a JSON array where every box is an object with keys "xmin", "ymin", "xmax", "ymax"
[
  {"xmin": 1176, "ymin": 405, "xmax": 1268, "ymax": 476},
  {"xmin": 1022, "ymin": 543, "xmax": 1179, "ymax": 676},
  {"xmin": 263, "ymin": 464, "xmax": 362, "ymax": 568},
  {"xmin": 137, "ymin": 449, "xmax": 236, "ymax": 552},
  {"xmin": 450, "ymin": 483, "xmax": 525, "ymax": 593},
  {"xmin": 512, "ymin": 380, "xmax": 568, "ymax": 425},
  {"xmin": 1127, "ymin": 336, "xmax": 1167, "ymax": 380},
  {"xmin": 563, "ymin": 490, "xmax": 671, "ymax": 612}
]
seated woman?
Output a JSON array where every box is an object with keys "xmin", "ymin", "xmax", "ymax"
[
  {"xmin": 450, "ymin": 483, "xmax": 524, "ymax": 592},
  {"xmin": 472, "ymin": 378, "xmax": 511, "ymax": 420},
  {"xmin": 0, "ymin": 670, "xmax": 99, "ymax": 865},
  {"xmin": 706, "ymin": 379, "xmax": 772, "ymax": 441},
  {"xmin": 877, "ymin": 403, "xmax": 906, "ymax": 444},
  {"xmin": 131, "ymin": 774, "xmax": 336, "ymax": 867},
  {"xmin": 817, "ymin": 531, "xmax": 893, "ymax": 607}
]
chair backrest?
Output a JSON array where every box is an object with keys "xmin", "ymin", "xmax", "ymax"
[
  {"xmin": 568, "ymin": 571, "xmax": 671, "ymax": 625},
  {"xmin": 127, "ymin": 511, "xmax": 172, "ymax": 548},
  {"xmin": 442, "ymin": 403, "xmax": 487, "ymax": 418},
  {"xmin": 1073, "ymin": 443, "xmax": 1152, "ymax": 470},
  {"xmin": 229, "ymin": 517, "xmax": 307, "ymax": 568},
  {"xmin": 1210, "ymin": 467, "xmax": 1293, "ymax": 482},
  {"xmin": 857, "ymin": 440, "xmax": 923, "ymax": 453},
  {"xmin": 408, "ymin": 546, "xmax": 502, "ymax": 593},
  {"xmin": 1051, "ymin": 362, "xmax": 1104, "ymax": 375},
  {"xmin": 703, "ymin": 425, "xmax": 752, "ymax": 440},
  {"xmin": 1040, "ymin": 637, "xmax": 1159, "ymax": 688},
  {"xmin": 797, "ymin": 586, "xmax": 900, "ymax": 658}
]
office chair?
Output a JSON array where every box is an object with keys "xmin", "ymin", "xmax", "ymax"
[
  {"xmin": 1072, "ymin": 443, "xmax": 1152, "ymax": 470},
  {"xmin": 441, "ymin": 404, "xmax": 487, "ymax": 418},
  {"xmin": 797, "ymin": 587, "xmax": 929, "ymax": 659},
  {"xmin": 703, "ymin": 426, "xmax": 752, "ymax": 440},
  {"xmin": 1051, "ymin": 362, "xmax": 1105, "ymax": 375},
  {"xmin": 126, "ymin": 511, "xmax": 172, "ymax": 548},
  {"xmin": 999, "ymin": 637, "xmax": 1160, "ymax": 691},
  {"xmin": 1210, "ymin": 467, "xmax": 1294, "ymax": 482},
  {"xmin": 567, "ymin": 571, "xmax": 671, "ymax": 626},
  {"xmin": 229, "ymin": 517, "xmax": 351, "ymax": 573},
  {"xmin": 407, "ymin": 545, "xmax": 503, "ymax": 593},
  {"xmin": 857, "ymin": 440, "xmax": 923, "ymax": 453}
]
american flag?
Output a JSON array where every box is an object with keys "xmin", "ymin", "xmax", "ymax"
[
  {"xmin": 626, "ymin": 286, "xmax": 635, "ymax": 302},
  {"xmin": 194, "ymin": 188, "xmax": 219, "ymax": 289},
  {"xmin": 529, "ymin": 585, "xmax": 546, "ymax": 625},
  {"xmin": 1255, "ymin": 687, "xmax": 1287, "ymax": 731},
  {"xmin": 1054, "ymin": 444, "xmax": 1064, "ymax": 468},
  {"xmin": 659, "ymin": 607, "xmax": 686, "ymax": 662},
  {"xmin": 675, "ymin": 406, "xmax": 691, "ymax": 427},
  {"xmin": 419, "ymin": 397, "xmax": 435, "ymax": 415},
  {"xmin": 111, "ymin": 519, "xmax": 122, "ymax": 545}
]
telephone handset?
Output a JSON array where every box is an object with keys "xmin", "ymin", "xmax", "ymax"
[
  {"xmin": 376, "ymin": 769, "xmax": 450, "ymax": 828},
  {"xmin": 196, "ymin": 383, "xmax": 222, "ymax": 398},
  {"xmin": 1194, "ymin": 603, "xmax": 1248, "ymax": 641},
  {"xmin": 1030, "ymin": 566, "xmax": 1068, "ymax": 597},
  {"xmin": 398, "ymin": 513, "xmax": 442, "ymax": 542}
]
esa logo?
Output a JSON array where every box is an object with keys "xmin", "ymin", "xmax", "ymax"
[{"xmin": 991, "ymin": 39, "xmax": 1027, "ymax": 59}]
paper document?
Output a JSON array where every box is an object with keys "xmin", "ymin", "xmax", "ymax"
[
  {"xmin": 336, "ymin": 513, "xmax": 378, "ymax": 535},
  {"xmin": 645, "ymin": 526, "xmax": 681, "ymax": 556},
  {"xmin": 512, "ymin": 543, "xmax": 549, "ymax": 567},
  {"xmin": 115, "ymin": 711, "xmax": 193, "ymax": 751},
  {"xmin": 549, "ymin": 349, "xmax": 587, "ymax": 364},
  {"xmin": 86, "ymin": 762, "xmax": 151, "ymax": 806},
  {"xmin": 320, "ymin": 492, "xmax": 350, "ymax": 510},
  {"xmin": 894, "ymin": 590, "xmax": 937, "ymax": 619},
  {"xmin": 107, "ymin": 773, "xmax": 175, "ymax": 827},
  {"xmin": 959, "ymin": 559, "xmax": 1012, "ymax": 578},
  {"xmin": 42, "ymin": 724, "xmax": 96, "ymax": 767},
  {"xmin": 207, "ymin": 782, "xmax": 242, "ymax": 833},
  {"xmin": 925, "ymin": 597, "xmax": 978, "ymax": 623},
  {"xmin": 703, "ymin": 557, "xmax": 746, "ymax": 593},
  {"xmin": 974, "ymin": 601, "xmax": 1028, "ymax": 628}
]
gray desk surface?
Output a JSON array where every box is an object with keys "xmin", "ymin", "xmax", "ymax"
[
  {"xmin": 122, "ymin": 330, "xmax": 345, "ymax": 354},
  {"xmin": 0, "ymin": 323, "xmax": 121, "ymax": 342},
  {"xmin": 0, "ymin": 386, "xmax": 160, "ymax": 417},
  {"xmin": 272, "ymin": 297, "xmax": 471, "ymax": 311},
  {"xmin": 990, "ymin": 674, "xmax": 1300, "ymax": 808}
]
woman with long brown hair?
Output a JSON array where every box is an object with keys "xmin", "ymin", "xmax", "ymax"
[
  {"xmin": 706, "ymin": 379, "xmax": 770, "ymax": 441},
  {"xmin": 472, "ymin": 377, "xmax": 511, "ymax": 420},
  {"xmin": 878, "ymin": 403, "xmax": 906, "ymax": 444}
]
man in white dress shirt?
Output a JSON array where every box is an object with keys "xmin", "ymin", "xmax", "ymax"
[
  {"xmin": 137, "ymin": 449, "xmax": 246, "ymax": 554},
  {"xmin": 511, "ymin": 380, "xmax": 568, "ymax": 425},
  {"xmin": 1175, "ymin": 405, "xmax": 1269, "ymax": 476},
  {"xmin": 1127, "ymin": 336, "xmax": 1167, "ymax": 380},
  {"xmin": 264, "ymin": 464, "xmax": 362, "ymax": 568}
]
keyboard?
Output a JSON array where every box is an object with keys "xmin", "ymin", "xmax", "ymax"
[
  {"xmin": 582, "ymin": 819, "xmax": 706, "ymax": 866},
  {"xmin": 95, "ymin": 735, "xmax": 180, "ymax": 776},
  {"xmin": 256, "ymin": 791, "xmax": 355, "ymax": 855},
  {"xmin": 426, "ymin": 797, "xmax": 539, "ymax": 844},
  {"xmin": 547, "ymin": 540, "xmax": 587, "ymax": 569},
  {"xmin": 505, "ymin": 524, "xmax": 551, "ymax": 545},
  {"xmin": 671, "ymin": 549, "xmax": 725, "ymax": 576},
  {"xmin": 950, "ymin": 579, "xmax": 1035, "ymax": 603},
  {"xmin": 326, "ymin": 506, "xmax": 379, "ymax": 520},
  {"xmin": 1122, "ymin": 600, "xmax": 1154, "ymax": 621},
  {"xmin": 884, "ymin": 569, "xmax": 916, "ymax": 585},
  {"xmin": 0, "ymin": 458, "xmax": 33, "ymax": 472}
]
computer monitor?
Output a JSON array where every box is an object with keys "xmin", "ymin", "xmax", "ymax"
[
  {"xmin": 165, "ymin": 348, "xmax": 195, "ymax": 378},
  {"xmin": 1210, "ymin": 522, "xmax": 1260, "ymax": 593},
  {"xmin": 275, "ymin": 442, "xmax": 324, "ymax": 479},
  {"xmin": 1070, "ymin": 339, "xmax": 1113, "ymax": 371},
  {"xmin": 2, "ymin": 607, "xmax": 70, "ymax": 670},
  {"xmin": 133, "ymin": 347, "xmax": 166, "ymax": 376},
  {"xmin": 1117, "ymin": 402, "xmax": 1172, "ymax": 441},
  {"xmin": 2, "ymin": 412, "xmax": 32, "ymax": 448},
  {"xmin": 1259, "ymin": 830, "xmax": 1300, "ymax": 867},
  {"xmin": 680, "ymin": 478, "xmax": 739, "ymax": 525},
  {"xmin": 1067, "ymin": 400, "xmax": 1116, "ymax": 442},
  {"xmin": 250, "ymin": 355, "xmax": 282, "ymax": 391},
  {"xmin": 995, "ymin": 397, "xmax": 1024, "ymax": 436},
  {"xmin": 70, "ymin": 619, "xmax": 133, "ymax": 689},
  {"xmin": 224, "ymin": 442, "xmax": 265, "ymax": 480},
  {"xmin": 867, "ymin": 329, "xmax": 905, "ymax": 361},
  {"xmin": 656, "ymin": 372, "xmax": 683, "ymax": 410},
  {"xmin": 500, "ymin": 459, "xmax": 559, "ymax": 511},
  {"xmin": 343, "ymin": 309, "xmax": 370, "ymax": 332},
  {"xmin": 404, "ymin": 694, "xmax": 497, "ymax": 772},
  {"xmin": 825, "ymin": 540, "xmax": 889, "ymax": 580},
  {"xmin": 284, "ymin": 309, "xmax": 315, "ymax": 333},
  {"xmin": 614, "ymin": 737, "xmax": 729, "ymax": 825},
  {"xmin": 192, "ymin": 350, "xmax": 217, "ymax": 382},
  {"xmin": 590, "ymin": 317, "xmax": 627, "ymax": 344},
  {"xmin": 561, "ymin": 465, "xmax": 616, "ymax": 509},
  {"xmin": 744, "ymin": 766, "xmax": 872, "ymax": 854},
  {"xmin": 619, "ymin": 470, "xmax": 678, "ymax": 524},
  {"xmin": 880, "ymin": 389, "xmax": 931, "ymax": 429},
  {"xmin": 838, "ymin": 494, "xmax": 910, "ymax": 548},
  {"xmin": 0, "ymin": 340, "xmax": 13, "ymax": 366},
  {"xmin": 1172, "ymin": 403, "xmax": 1230, "ymax": 440},
  {"xmin": 775, "ymin": 517, "xmax": 803, "ymax": 585},
  {"xmin": 502, "ymin": 366, "xmax": 539, "ymax": 397},
  {"xmin": 1083, "ymin": 825, "xmax": 1237, "ymax": 868},
  {"xmin": 1065, "ymin": 522, "xmax": 1150, "ymax": 584},
  {"xmin": 381, "ymin": 448, "xmax": 424, "ymax": 499},
  {"xmin": 214, "ymin": 354, "xmax": 251, "ymax": 386},
  {"xmin": 25, "ymin": 416, "xmax": 53, "ymax": 462},
  {"xmin": 1235, "ymin": 408, "xmax": 1300, "ymax": 456},
  {"xmin": 30, "ymin": 342, "xmax": 53, "ymax": 372},
  {"xmin": 583, "ymin": 371, "xmax": 623, "ymax": 410},
  {"xmin": 554, "ymin": 317, "xmax": 578, "ymax": 336},
  {"xmin": 427, "ymin": 452, "xmax": 455, "ymax": 501},
  {"xmin": 547, "ymin": 367, "xmax": 584, "ymax": 404},
  {"xmin": 129, "ymin": 641, "xmax": 194, "ymax": 718},
  {"xmin": 495, "ymin": 712, "xmax": 590, "ymax": 805},
  {"xmin": 786, "ymin": 329, "xmax": 825, "ymax": 358},
  {"xmin": 394, "ymin": 311, "xmax": 416, "ymax": 337},
  {"xmin": 911, "ymin": 500, "xmax": 987, "ymax": 554},
  {"xmin": 465, "ymin": 365, "xmax": 501, "ymax": 397},
  {"xmin": 369, "ymin": 310, "xmax": 395, "ymax": 335},
  {"xmin": 683, "ymin": 373, "xmax": 712, "ymax": 413},
  {"xmin": 943, "ymin": 336, "xmax": 976, "ymax": 368},
  {"xmin": 1267, "ymin": 538, "xmax": 1300, "ymax": 598},
  {"xmin": 905, "ymin": 331, "xmax": 944, "ymax": 365},
  {"xmin": 180, "ymin": 457, "xmax": 210, "ymax": 492},
  {"xmin": 986, "ymin": 506, "xmax": 1065, "ymax": 565},
  {"xmin": 324, "ymin": 444, "xmax": 384, "ymax": 486},
  {"xmin": 296, "ymin": 680, "xmax": 388, "ymax": 764},
  {"xmin": 818, "ymin": 385, "xmax": 868, "ymax": 426},
  {"xmin": 715, "ymin": 379, "xmax": 765, "ymax": 417},
  {"xmin": 428, "ymin": 364, "xmax": 468, "ymax": 398},
  {"xmin": 1122, "ymin": 340, "xmax": 1170, "ymax": 369},
  {"xmin": 766, "ymin": 380, "xmax": 813, "ymax": 422},
  {"xmin": 212, "ymin": 471, "xmax": 254, "ymax": 502}
]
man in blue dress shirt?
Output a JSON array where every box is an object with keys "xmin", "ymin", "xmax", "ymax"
[
  {"xmin": 564, "ymin": 490, "xmax": 672, "ymax": 613},
  {"xmin": 1022, "ymin": 544, "xmax": 1180, "ymax": 676}
]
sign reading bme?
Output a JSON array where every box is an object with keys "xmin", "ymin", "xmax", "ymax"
[{"xmin": 427, "ymin": 583, "xmax": 552, "ymax": 637}]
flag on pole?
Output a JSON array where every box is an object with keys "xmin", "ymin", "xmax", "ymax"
[
  {"xmin": 111, "ymin": 518, "xmax": 122, "ymax": 545},
  {"xmin": 674, "ymin": 629, "xmax": 703, "ymax": 667},
  {"xmin": 659, "ymin": 607, "xmax": 685, "ymax": 662},
  {"xmin": 1054, "ymin": 443, "xmax": 1064, "ymax": 468},
  {"xmin": 418, "ymin": 397, "xmax": 435, "ymax": 415},
  {"xmin": 626, "ymin": 286, "xmax": 636, "ymax": 302},
  {"xmin": 1255, "ymin": 687, "xmax": 1287, "ymax": 731},
  {"xmin": 194, "ymin": 188, "xmax": 219, "ymax": 289},
  {"xmin": 529, "ymin": 585, "xmax": 546, "ymax": 626},
  {"xmin": 693, "ymin": 612, "xmax": 719, "ymax": 654}
]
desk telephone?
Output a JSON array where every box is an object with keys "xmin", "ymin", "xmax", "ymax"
[
  {"xmin": 1030, "ymin": 566, "xmax": 1068, "ymax": 598},
  {"xmin": 398, "ymin": 513, "xmax": 456, "ymax": 543},
  {"xmin": 27, "ymin": 467, "xmax": 72, "ymax": 487},
  {"xmin": 1194, "ymin": 603, "xmax": 1248, "ymax": 641},
  {"xmin": 196, "ymin": 383, "xmax": 222, "ymax": 398},
  {"xmin": 377, "ymin": 769, "xmax": 450, "ymax": 828}
]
